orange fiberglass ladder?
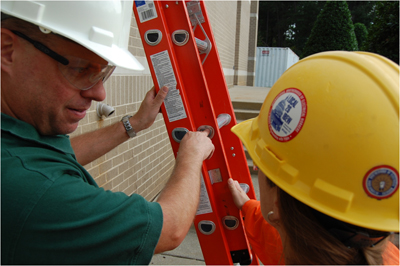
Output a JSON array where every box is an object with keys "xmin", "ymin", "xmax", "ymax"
[{"xmin": 133, "ymin": 1, "xmax": 259, "ymax": 264}]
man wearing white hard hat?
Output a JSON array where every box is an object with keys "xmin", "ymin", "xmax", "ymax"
[{"xmin": 1, "ymin": 1, "xmax": 214, "ymax": 264}]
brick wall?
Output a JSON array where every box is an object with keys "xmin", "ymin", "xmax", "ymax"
[
  {"xmin": 247, "ymin": 1, "xmax": 259, "ymax": 86},
  {"xmin": 204, "ymin": 1, "xmax": 258, "ymax": 87},
  {"xmin": 236, "ymin": 0, "xmax": 251, "ymax": 86},
  {"xmin": 69, "ymin": 76, "xmax": 175, "ymax": 201},
  {"xmin": 205, "ymin": 1, "xmax": 237, "ymax": 87},
  {"xmin": 69, "ymin": 1, "xmax": 258, "ymax": 201},
  {"xmin": 68, "ymin": 14, "xmax": 175, "ymax": 202}
]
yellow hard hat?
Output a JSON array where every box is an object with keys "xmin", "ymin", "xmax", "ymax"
[{"xmin": 232, "ymin": 51, "xmax": 399, "ymax": 232}]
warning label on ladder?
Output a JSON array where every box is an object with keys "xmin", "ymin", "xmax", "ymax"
[
  {"xmin": 164, "ymin": 90, "xmax": 187, "ymax": 122},
  {"xmin": 150, "ymin": 50, "xmax": 177, "ymax": 89},
  {"xmin": 196, "ymin": 174, "xmax": 213, "ymax": 215},
  {"xmin": 151, "ymin": 50, "xmax": 187, "ymax": 122}
]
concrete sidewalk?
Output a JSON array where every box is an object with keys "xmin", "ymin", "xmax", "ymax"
[{"xmin": 150, "ymin": 174, "xmax": 260, "ymax": 265}]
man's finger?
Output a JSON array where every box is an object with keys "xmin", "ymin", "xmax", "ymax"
[
  {"xmin": 200, "ymin": 128, "xmax": 210, "ymax": 135},
  {"xmin": 155, "ymin": 86, "xmax": 168, "ymax": 105}
]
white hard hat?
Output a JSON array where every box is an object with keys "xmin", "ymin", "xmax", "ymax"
[{"xmin": 1, "ymin": 1, "xmax": 144, "ymax": 70}]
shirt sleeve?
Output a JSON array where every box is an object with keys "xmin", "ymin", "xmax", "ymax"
[
  {"xmin": 383, "ymin": 241, "xmax": 399, "ymax": 265},
  {"xmin": 241, "ymin": 199, "xmax": 285, "ymax": 265},
  {"xmin": 15, "ymin": 173, "xmax": 163, "ymax": 265}
]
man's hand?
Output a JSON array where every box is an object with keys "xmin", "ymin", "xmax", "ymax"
[
  {"xmin": 228, "ymin": 178, "xmax": 250, "ymax": 210},
  {"xmin": 154, "ymin": 129, "xmax": 214, "ymax": 253},
  {"xmin": 130, "ymin": 86, "xmax": 168, "ymax": 132},
  {"xmin": 177, "ymin": 129, "xmax": 215, "ymax": 162},
  {"xmin": 71, "ymin": 86, "xmax": 168, "ymax": 166}
]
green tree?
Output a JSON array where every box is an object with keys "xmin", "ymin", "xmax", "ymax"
[
  {"xmin": 257, "ymin": 1, "xmax": 325, "ymax": 56},
  {"xmin": 257, "ymin": 2, "xmax": 377, "ymax": 57},
  {"xmin": 347, "ymin": 1, "xmax": 376, "ymax": 27},
  {"xmin": 363, "ymin": 1, "xmax": 399, "ymax": 64},
  {"xmin": 302, "ymin": 1, "xmax": 358, "ymax": 58},
  {"xmin": 284, "ymin": 1, "xmax": 326, "ymax": 56},
  {"xmin": 257, "ymin": 1, "xmax": 294, "ymax": 47},
  {"xmin": 354, "ymin": 23, "xmax": 368, "ymax": 49}
]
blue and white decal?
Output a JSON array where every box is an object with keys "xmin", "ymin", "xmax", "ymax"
[{"xmin": 268, "ymin": 88, "xmax": 307, "ymax": 142}]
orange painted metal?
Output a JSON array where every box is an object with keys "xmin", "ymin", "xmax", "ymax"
[{"xmin": 133, "ymin": 1, "xmax": 259, "ymax": 264}]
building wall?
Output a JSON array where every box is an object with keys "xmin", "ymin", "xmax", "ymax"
[
  {"xmin": 69, "ymin": 74, "xmax": 175, "ymax": 201},
  {"xmin": 247, "ymin": 1, "xmax": 259, "ymax": 86},
  {"xmin": 205, "ymin": 1, "xmax": 237, "ymax": 87},
  {"xmin": 203, "ymin": 0, "xmax": 258, "ymax": 88},
  {"xmin": 234, "ymin": 0, "xmax": 251, "ymax": 86},
  {"xmin": 68, "ymin": 15, "xmax": 175, "ymax": 202},
  {"xmin": 69, "ymin": 1, "xmax": 258, "ymax": 201}
]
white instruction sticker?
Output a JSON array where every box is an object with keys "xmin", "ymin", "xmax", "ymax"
[
  {"xmin": 150, "ymin": 50, "xmax": 187, "ymax": 122},
  {"xmin": 163, "ymin": 90, "xmax": 187, "ymax": 122},
  {"xmin": 196, "ymin": 174, "xmax": 213, "ymax": 215},
  {"xmin": 135, "ymin": 0, "xmax": 158, "ymax": 23}
]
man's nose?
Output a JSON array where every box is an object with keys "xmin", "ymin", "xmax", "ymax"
[{"xmin": 81, "ymin": 80, "xmax": 106, "ymax": 102}]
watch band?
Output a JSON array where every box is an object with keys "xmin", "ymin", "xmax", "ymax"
[{"xmin": 121, "ymin": 115, "xmax": 136, "ymax": 138}]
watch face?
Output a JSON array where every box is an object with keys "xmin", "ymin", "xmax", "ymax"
[
  {"xmin": 122, "ymin": 116, "xmax": 135, "ymax": 137},
  {"xmin": 123, "ymin": 120, "xmax": 133, "ymax": 131}
]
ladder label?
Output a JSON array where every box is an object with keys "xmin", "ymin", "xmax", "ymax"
[
  {"xmin": 196, "ymin": 174, "xmax": 213, "ymax": 215},
  {"xmin": 164, "ymin": 90, "xmax": 187, "ymax": 122},
  {"xmin": 150, "ymin": 50, "xmax": 187, "ymax": 122},
  {"xmin": 135, "ymin": 0, "xmax": 157, "ymax": 23},
  {"xmin": 208, "ymin": 168, "xmax": 222, "ymax": 184}
]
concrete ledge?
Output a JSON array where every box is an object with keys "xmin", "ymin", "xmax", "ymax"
[{"xmin": 229, "ymin": 85, "xmax": 271, "ymax": 104}]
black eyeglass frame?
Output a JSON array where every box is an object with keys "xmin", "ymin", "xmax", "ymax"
[
  {"xmin": 11, "ymin": 30, "xmax": 116, "ymax": 90},
  {"xmin": 12, "ymin": 30, "xmax": 69, "ymax": 66}
]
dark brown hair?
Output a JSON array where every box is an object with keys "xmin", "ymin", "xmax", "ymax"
[
  {"xmin": 265, "ymin": 176, "xmax": 389, "ymax": 265},
  {"xmin": 277, "ymin": 186, "xmax": 389, "ymax": 264}
]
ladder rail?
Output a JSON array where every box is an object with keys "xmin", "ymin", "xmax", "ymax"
[{"xmin": 133, "ymin": 1, "xmax": 259, "ymax": 264}]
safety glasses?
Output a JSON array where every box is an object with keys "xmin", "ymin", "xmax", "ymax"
[{"xmin": 12, "ymin": 31, "xmax": 116, "ymax": 90}]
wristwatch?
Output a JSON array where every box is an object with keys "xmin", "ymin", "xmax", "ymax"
[{"xmin": 121, "ymin": 115, "xmax": 136, "ymax": 138}]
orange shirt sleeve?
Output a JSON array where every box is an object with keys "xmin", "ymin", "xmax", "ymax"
[
  {"xmin": 241, "ymin": 200, "xmax": 285, "ymax": 265},
  {"xmin": 383, "ymin": 241, "xmax": 399, "ymax": 265}
]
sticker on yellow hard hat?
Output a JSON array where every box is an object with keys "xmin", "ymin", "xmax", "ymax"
[
  {"xmin": 363, "ymin": 166, "xmax": 399, "ymax": 199},
  {"xmin": 268, "ymin": 88, "xmax": 307, "ymax": 142}
]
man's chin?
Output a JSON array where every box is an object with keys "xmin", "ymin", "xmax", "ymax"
[
  {"xmin": 52, "ymin": 122, "xmax": 80, "ymax": 136},
  {"xmin": 64, "ymin": 123, "xmax": 80, "ymax": 135}
]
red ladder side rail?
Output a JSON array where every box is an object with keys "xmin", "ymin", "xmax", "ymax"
[
  {"xmin": 192, "ymin": 0, "xmax": 258, "ymax": 201},
  {"xmin": 160, "ymin": 1, "xmax": 250, "ymax": 264},
  {"xmin": 132, "ymin": 1, "xmax": 233, "ymax": 264},
  {"xmin": 161, "ymin": 1, "xmax": 259, "ymax": 264},
  {"xmin": 132, "ymin": 0, "xmax": 195, "ymax": 150},
  {"xmin": 185, "ymin": 1, "xmax": 259, "ymax": 265},
  {"xmin": 133, "ymin": 1, "xmax": 258, "ymax": 264}
]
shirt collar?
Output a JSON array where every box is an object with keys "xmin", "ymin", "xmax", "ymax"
[{"xmin": 1, "ymin": 113, "xmax": 75, "ymax": 155}]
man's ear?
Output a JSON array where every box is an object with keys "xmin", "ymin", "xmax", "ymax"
[{"xmin": 1, "ymin": 28, "xmax": 16, "ymax": 71}]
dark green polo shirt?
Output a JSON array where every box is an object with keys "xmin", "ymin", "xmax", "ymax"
[{"xmin": 1, "ymin": 114, "xmax": 163, "ymax": 265}]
